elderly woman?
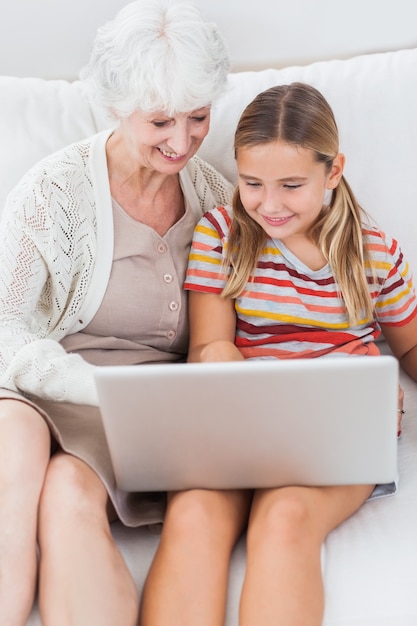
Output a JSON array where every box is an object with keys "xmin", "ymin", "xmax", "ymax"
[{"xmin": 0, "ymin": 1, "xmax": 232, "ymax": 624}]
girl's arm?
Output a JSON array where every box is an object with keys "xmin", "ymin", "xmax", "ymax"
[
  {"xmin": 187, "ymin": 291, "xmax": 243, "ymax": 363},
  {"xmin": 380, "ymin": 314, "xmax": 417, "ymax": 382}
]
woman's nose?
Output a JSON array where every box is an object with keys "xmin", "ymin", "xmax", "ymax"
[{"xmin": 167, "ymin": 123, "xmax": 192, "ymax": 156}]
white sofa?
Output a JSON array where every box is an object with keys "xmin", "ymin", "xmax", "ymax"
[{"xmin": 1, "ymin": 47, "xmax": 417, "ymax": 626}]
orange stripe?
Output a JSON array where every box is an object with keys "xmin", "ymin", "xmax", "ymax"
[
  {"xmin": 185, "ymin": 268, "xmax": 227, "ymax": 281},
  {"xmin": 377, "ymin": 295, "xmax": 417, "ymax": 319},
  {"xmin": 191, "ymin": 240, "xmax": 219, "ymax": 252}
]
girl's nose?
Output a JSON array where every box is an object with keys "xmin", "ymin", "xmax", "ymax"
[{"xmin": 262, "ymin": 189, "xmax": 281, "ymax": 214}]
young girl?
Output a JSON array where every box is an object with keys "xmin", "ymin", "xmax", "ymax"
[{"xmin": 140, "ymin": 83, "xmax": 417, "ymax": 626}]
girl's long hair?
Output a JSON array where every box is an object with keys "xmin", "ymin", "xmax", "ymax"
[{"xmin": 223, "ymin": 82, "xmax": 373, "ymax": 326}]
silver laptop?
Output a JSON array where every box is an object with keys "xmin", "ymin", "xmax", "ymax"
[{"xmin": 94, "ymin": 355, "xmax": 399, "ymax": 492}]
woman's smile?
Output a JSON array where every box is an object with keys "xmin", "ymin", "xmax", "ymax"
[{"xmin": 157, "ymin": 147, "xmax": 187, "ymax": 162}]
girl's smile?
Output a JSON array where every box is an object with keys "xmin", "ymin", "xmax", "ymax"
[{"xmin": 262, "ymin": 213, "xmax": 295, "ymax": 227}]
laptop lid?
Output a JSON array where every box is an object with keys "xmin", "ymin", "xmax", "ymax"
[{"xmin": 94, "ymin": 355, "xmax": 398, "ymax": 492}]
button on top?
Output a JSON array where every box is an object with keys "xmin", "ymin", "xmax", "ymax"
[{"xmin": 157, "ymin": 243, "xmax": 167, "ymax": 254}]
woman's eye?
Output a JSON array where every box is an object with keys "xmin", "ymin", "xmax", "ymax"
[
  {"xmin": 284, "ymin": 184, "xmax": 302, "ymax": 189},
  {"xmin": 152, "ymin": 121, "xmax": 168, "ymax": 128},
  {"xmin": 191, "ymin": 116, "xmax": 207, "ymax": 123},
  {"xmin": 245, "ymin": 181, "xmax": 261, "ymax": 187}
]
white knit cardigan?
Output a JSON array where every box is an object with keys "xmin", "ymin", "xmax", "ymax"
[{"xmin": 0, "ymin": 129, "xmax": 233, "ymax": 406}]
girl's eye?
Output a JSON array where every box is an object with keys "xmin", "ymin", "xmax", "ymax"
[
  {"xmin": 191, "ymin": 115, "xmax": 207, "ymax": 123},
  {"xmin": 284, "ymin": 184, "xmax": 302, "ymax": 189},
  {"xmin": 246, "ymin": 181, "xmax": 261, "ymax": 187}
]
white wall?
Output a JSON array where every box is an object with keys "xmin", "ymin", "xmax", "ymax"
[{"xmin": 1, "ymin": 0, "xmax": 417, "ymax": 80}]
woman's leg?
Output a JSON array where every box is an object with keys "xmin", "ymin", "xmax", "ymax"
[
  {"xmin": 38, "ymin": 452, "xmax": 139, "ymax": 626},
  {"xmin": 140, "ymin": 488, "xmax": 252, "ymax": 626},
  {"xmin": 0, "ymin": 399, "xmax": 51, "ymax": 626},
  {"xmin": 240, "ymin": 483, "xmax": 374, "ymax": 626}
]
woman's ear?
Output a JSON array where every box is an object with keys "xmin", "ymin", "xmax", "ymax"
[{"xmin": 327, "ymin": 153, "xmax": 345, "ymax": 189}]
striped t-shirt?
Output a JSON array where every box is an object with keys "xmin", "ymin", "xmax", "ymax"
[{"xmin": 184, "ymin": 205, "xmax": 417, "ymax": 360}]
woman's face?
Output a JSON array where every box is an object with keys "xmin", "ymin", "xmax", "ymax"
[
  {"xmin": 119, "ymin": 105, "xmax": 211, "ymax": 173},
  {"xmin": 237, "ymin": 139, "xmax": 344, "ymax": 245}
]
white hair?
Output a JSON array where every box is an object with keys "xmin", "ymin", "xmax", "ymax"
[{"xmin": 80, "ymin": 0, "xmax": 230, "ymax": 119}]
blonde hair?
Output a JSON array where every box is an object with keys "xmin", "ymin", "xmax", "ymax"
[{"xmin": 223, "ymin": 82, "xmax": 373, "ymax": 326}]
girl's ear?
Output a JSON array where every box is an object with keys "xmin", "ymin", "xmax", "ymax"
[
  {"xmin": 327, "ymin": 153, "xmax": 345, "ymax": 189},
  {"xmin": 323, "ymin": 188, "xmax": 333, "ymax": 205}
]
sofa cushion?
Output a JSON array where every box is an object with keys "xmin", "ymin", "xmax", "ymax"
[{"xmin": 0, "ymin": 76, "xmax": 106, "ymax": 211}]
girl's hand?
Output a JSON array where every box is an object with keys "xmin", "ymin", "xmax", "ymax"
[
  {"xmin": 199, "ymin": 339, "xmax": 243, "ymax": 363},
  {"xmin": 398, "ymin": 384, "xmax": 405, "ymax": 437}
]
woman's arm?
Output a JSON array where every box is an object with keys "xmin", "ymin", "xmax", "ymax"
[
  {"xmin": 187, "ymin": 291, "xmax": 243, "ymax": 363},
  {"xmin": 0, "ymin": 159, "xmax": 99, "ymax": 405}
]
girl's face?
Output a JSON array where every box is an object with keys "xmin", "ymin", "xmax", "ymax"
[
  {"xmin": 118, "ymin": 105, "xmax": 211, "ymax": 173},
  {"xmin": 237, "ymin": 139, "xmax": 344, "ymax": 245}
]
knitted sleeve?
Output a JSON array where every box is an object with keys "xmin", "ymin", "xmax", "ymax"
[
  {"xmin": 187, "ymin": 155, "xmax": 234, "ymax": 212},
  {"xmin": 0, "ymin": 141, "xmax": 99, "ymax": 405}
]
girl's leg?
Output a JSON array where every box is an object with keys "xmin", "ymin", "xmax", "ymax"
[
  {"xmin": 38, "ymin": 452, "xmax": 139, "ymax": 626},
  {"xmin": 140, "ymin": 488, "xmax": 252, "ymax": 626},
  {"xmin": 240, "ymin": 483, "xmax": 374, "ymax": 626},
  {"xmin": 0, "ymin": 399, "xmax": 51, "ymax": 626}
]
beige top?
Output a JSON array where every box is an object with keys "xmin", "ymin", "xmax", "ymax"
[
  {"xmin": 61, "ymin": 197, "xmax": 196, "ymax": 365},
  {"xmin": 1, "ymin": 196, "xmax": 206, "ymax": 527}
]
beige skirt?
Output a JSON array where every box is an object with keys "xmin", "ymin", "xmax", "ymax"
[{"xmin": 0, "ymin": 388, "xmax": 166, "ymax": 527}]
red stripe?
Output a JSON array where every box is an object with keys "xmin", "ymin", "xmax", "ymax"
[{"xmin": 183, "ymin": 282, "xmax": 222, "ymax": 294}]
